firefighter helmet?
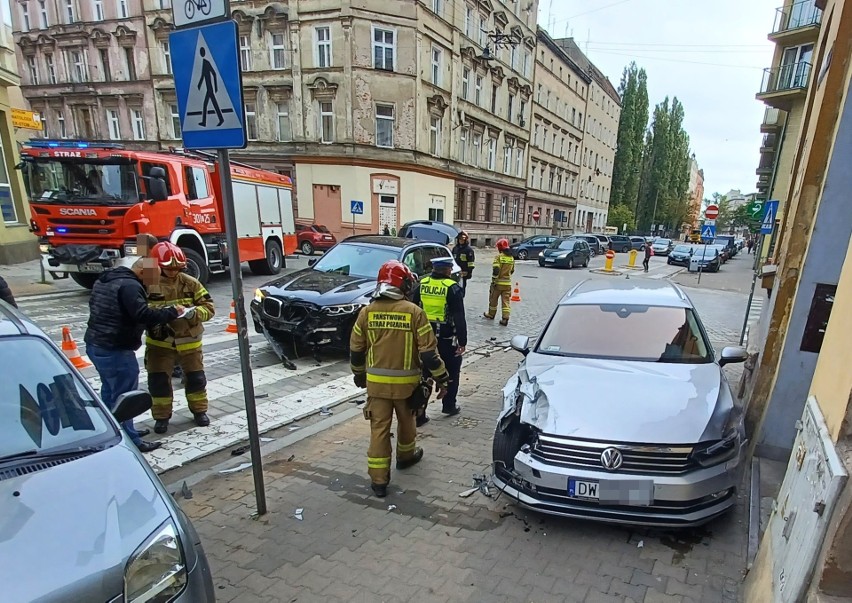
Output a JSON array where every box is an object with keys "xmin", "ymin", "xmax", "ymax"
[
  {"xmin": 377, "ymin": 260, "xmax": 415, "ymax": 293},
  {"xmin": 496, "ymin": 238, "xmax": 510, "ymax": 252},
  {"xmin": 152, "ymin": 242, "xmax": 187, "ymax": 269}
]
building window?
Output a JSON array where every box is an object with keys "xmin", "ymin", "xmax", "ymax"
[
  {"xmin": 518, "ymin": 100, "xmax": 526, "ymax": 125},
  {"xmin": 106, "ymin": 109, "xmax": 120, "ymax": 140},
  {"xmin": 124, "ymin": 47, "xmax": 136, "ymax": 80},
  {"xmin": 0, "ymin": 134, "xmax": 15, "ymax": 223},
  {"xmin": 500, "ymin": 195, "xmax": 508, "ymax": 223},
  {"xmin": 516, "ymin": 144, "xmax": 525, "ymax": 177},
  {"xmin": 65, "ymin": 0, "xmax": 75, "ymax": 22},
  {"xmin": 472, "ymin": 131, "xmax": 481, "ymax": 166},
  {"xmin": 117, "ymin": 0, "xmax": 128, "ymax": 18},
  {"xmin": 459, "ymin": 128, "xmax": 467, "ymax": 164},
  {"xmin": 487, "ymin": 137, "xmax": 496, "ymax": 170},
  {"xmin": 319, "ymin": 101, "xmax": 334, "ymax": 143},
  {"xmin": 27, "ymin": 57, "xmax": 39, "ymax": 85},
  {"xmin": 431, "ymin": 46, "xmax": 442, "ymax": 86},
  {"xmin": 507, "ymin": 94, "xmax": 514, "ymax": 123},
  {"xmin": 490, "ymin": 83, "xmax": 498, "ymax": 114},
  {"xmin": 456, "ymin": 187, "xmax": 466, "ymax": 220},
  {"xmin": 45, "ymin": 53, "xmax": 56, "ymax": 84},
  {"xmin": 99, "ymin": 48, "xmax": 111, "ymax": 82},
  {"xmin": 244, "ymin": 103, "xmax": 257, "ymax": 140},
  {"xmin": 429, "ymin": 207, "xmax": 444, "ymax": 222},
  {"xmin": 529, "ymin": 165, "xmax": 536, "ymax": 188},
  {"xmin": 533, "ymin": 124, "xmax": 539, "ymax": 146},
  {"xmin": 21, "ymin": 4, "xmax": 30, "ymax": 31},
  {"xmin": 432, "ymin": 0, "xmax": 442, "ymax": 15},
  {"xmin": 162, "ymin": 41, "xmax": 172, "ymax": 75},
  {"xmin": 92, "ymin": 0, "xmax": 104, "ymax": 19},
  {"xmin": 474, "ymin": 74, "xmax": 482, "ymax": 106},
  {"xmin": 37, "ymin": 0, "xmax": 48, "ymax": 26},
  {"xmin": 375, "ymin": 104, "xmax": 394, "ymax": 148},
  {"xmin": 503, "ymin": 141, "xmax": 512, "ymax": 174},
  {"xmin": 170, "ymin": 104, "xmax": 181, "ymax": 138},
  {"xmin": 68, "ymin": 50, "xmax": 87, "ymax": 82},
  {"xmin": 373, "ymin": 27, "xmax": 395, "ymax": 71},
  {"xmin": 429, "ymin": 115, "xmax": 441, "ymax": 156},
  {"xmin": 484, "ymin": 192, "xmax": 492, "ymax": 222},
  {"xmin": 511, "ymin": 197, "xmax": 519, "ymax": 223},
  {"xmin": 131, "ymin": 109, "xmax": 145, "ymax": 140},
  {"xmin": 57, "ymin": 113, "xmax": 67, "ymax": 138},
  {"xmin": 315, "ymin": 26, "xmax": 331, "ymax": 68},
  {"xmin": 277, "ymin": 102, "xmax": 291, "ymax": 141},
  {"xmin": 464, "ymin": 5, "xmax": 472, "ymax": 36},
  {"xmin": 270, "ymin": 33, "xmax": 286, "ymax": 69},
  {"xmin": 522, "ymin": 50, "xmax": 530, "ymax": 78},
  {"xmin": 462, "ymin": 67, "xmax": 470, "ymax": 100},
  {"xmin": 239, "ymin": 35, "xmax": 251, "ymax": 71}
]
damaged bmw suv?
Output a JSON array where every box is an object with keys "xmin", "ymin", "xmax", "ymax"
[
  {"xmin": 251, "ymin": 235, "xmax": 458, "ymax": 359},
  {"xmin": 492, "ymin": 279, "xmax": 748, "ymax": 527}
]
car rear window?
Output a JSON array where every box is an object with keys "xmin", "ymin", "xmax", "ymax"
[
  {"xmin": 537, "ymin": 304, "xmax": 712, "ymax": 363},
  {"xmin": 313, "ymin": 225, "xmax": 331, "ymax": 233}
]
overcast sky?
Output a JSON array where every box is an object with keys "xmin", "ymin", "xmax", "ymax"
[{"xmin": 539, "ymin": 0, "xmax": 778, "ymax": 198}]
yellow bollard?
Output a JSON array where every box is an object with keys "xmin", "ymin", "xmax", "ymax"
[
  {"xmin": 628, "ymin": 249, "xmax": 638, "ymax": 268},
  {"xmin": 604, "ymin": 250, "xmax": 615, "ymax": 272}
]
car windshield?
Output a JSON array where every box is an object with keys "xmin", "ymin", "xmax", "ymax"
[
  {"xmin": 655, "ymin": 239, "xmax": 672, "ymax": 245},
  {"xmin": 21, "ymin": 159, "xmax": 140, "ymax": 205},
  {"xmin": 673, "ymin": 245, "xmax": 692, "ymax": 253},
  {"xmin": 695, "ymin": 248, "xmax": 718, "ymax": 258},
  {"xmin": 549, "ymin": 239, "xmax": 576, "ymax": 250},
  {"xmin": 537, "ymin": 304, "xmax": 712, "ymax": 363},
  {"xmin": 310, "ymin": 243, "xmax": 399, "ymax": 278},
  {"xmin": 0, "ymin": 336, "xmax": 115, "ymax": 459}
]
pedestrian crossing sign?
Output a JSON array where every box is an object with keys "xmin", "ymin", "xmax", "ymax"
[
  {"xmin": 761, "ymin": 200, "xmax": 779, "ymax": 234},
  {"xmin": 701, "ymin": 224, "xmax": 716, "ymax": 240},
  {"xmin": 170, "ymin": 20, "xmax": 246, "ymax": 150}
]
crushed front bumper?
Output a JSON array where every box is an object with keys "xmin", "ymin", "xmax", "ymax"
[
  {"xmin": 493, "ymin": 444, "xmax": 745, "ymax": 528},
  {"xmin": 250, "ymin": 298, "xmax": 358, "ymax": 350},
  {"xmin": 43, "ymin": 243, "xmax": 133, "ymax": 274}
]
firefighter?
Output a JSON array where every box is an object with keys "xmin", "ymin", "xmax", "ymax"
[
  {"xmin": 145, "ymin": 242, "xmax": 215, "ymax": 434},
  {"xmin": 483, "ymin": 238, "xmax": 514, "ymax": 326},
  {"xmin": 413, "ymin": 257, "xmax": 466, "ymax": 425},
  {"xmin": 452, "ymin": 230, "xmax": 475, "ymax": 293},
  {"xmin": 350, "ymin": 260, "xmax": 449, "ymax": 498}
]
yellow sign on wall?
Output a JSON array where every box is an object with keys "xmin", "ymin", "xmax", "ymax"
[{"xmin": 11, "ymin": 108, "xmax": 43, "ymax": 131}]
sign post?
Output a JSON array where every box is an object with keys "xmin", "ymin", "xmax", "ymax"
[
  {"xmin": 739, "ymin": 199, "xmax": 777, "ymax": 345},
  {"xmin": 171, "ymin": 18, "xmax": 267, "ymax": 515},
  {"xmin": 350, "ymin": 200, "xmax": 364, "ymax": 235}
]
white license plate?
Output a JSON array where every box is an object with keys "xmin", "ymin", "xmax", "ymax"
[
  {"xmin": 568, "ymin": 479, "xmax": 599, "ymax": 500},
  {"xmin": 544, "ymin": 258, "xmax": 555, "ymax": 263},
  {"xmin": 79, "ymin": 264, "xmax": 104, "ymax": 273}
]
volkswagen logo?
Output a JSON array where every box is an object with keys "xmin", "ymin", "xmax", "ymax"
[{"xmin": 600, "ymin": 447, "xmax": 623, "ymax": 471}]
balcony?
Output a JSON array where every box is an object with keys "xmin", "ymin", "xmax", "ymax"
[
  {"xmin": 757, "ymin": 61, "xmax": 811, "ymax": 110},
  {"xmin": 756, "ymin": 161, "xmax": 775, "ymax": 176},
  {"xmin": 769, "ymin": 1, "xmax": 821, "ymax": 45},
  {"xmin": 760, "ymin": 107, "xmax": 785, "ymax": 132},
  {"xmin": 760, "ymin": 133, "xmax": 779, "ymax": 153}
]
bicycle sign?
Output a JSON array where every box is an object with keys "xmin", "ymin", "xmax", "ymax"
[{"xmin": 172, "ymin": 0, "xmax": 227, "ymax": 29}]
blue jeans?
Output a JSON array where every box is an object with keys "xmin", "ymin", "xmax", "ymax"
[{"xmin": 87, "ymin": 344, "xmax": 143, "ymax": 445}]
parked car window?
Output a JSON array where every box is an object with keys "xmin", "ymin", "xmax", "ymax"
[
  {"xmin": 673, "ymin": 245, "xmax": 693, "ymax": 254},
  {"xmin": 695, "ymin": 248, "xmax": 719, "ymax": 258},
  {"xmin": 313, "ymin": 225, "xmax": 331, "ymax": 233},
  {"xmin": 311, "ymin": 243, "xmax": 398, "ymax": 278},
  {"xmin": 420, "ymin": 245, "xmax": 451, "ymax": 269},
  {"xmin": 550, "ymin": 239, "xmax": 577, "ymax": 250},
  {"xmin": 0, "ymin": 336, "xmax": 114, "ymax": 459},
  {"xmin": 537, "ymin": 304, "xmax": 712, "ymax": 363}
]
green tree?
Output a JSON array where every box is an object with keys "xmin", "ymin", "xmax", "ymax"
[
  {"xmin": 606, "ymin": 204, "xmax": 635, "ymax": 233},
  {"xmin": 610, "ymin": 63, "xmax": 649, "ymax": 209}
]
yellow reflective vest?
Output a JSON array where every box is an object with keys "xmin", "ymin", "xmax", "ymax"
[{"xmin": 418, "ymin": 276, "xmax": 456, "ymax": 323}]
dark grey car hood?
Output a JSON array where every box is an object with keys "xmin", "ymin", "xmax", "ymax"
[
  {"xmin": 499, "ymin": 353, "xmax": 732, "ymax": 443},
  {"xmin": 261, "ymin": 268, "xmax": 374, "ymax": 306},
  {"xmin": 1, "ymin": 444, "xmax": 171, "ymax": 603}
]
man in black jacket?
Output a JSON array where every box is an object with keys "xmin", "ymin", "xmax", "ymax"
[
  {"xmin": 452, "ymin": 231, "xmax": 475, "ymax": 293},
  {"xmin": 84, "ymin": 259, "xmax": 183, "ymax": 452},
  {"xmin": 0, "ymin": 274, "xmax": 16, "ymax": 307}
]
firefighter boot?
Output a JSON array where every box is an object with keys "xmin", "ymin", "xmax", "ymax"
[
  {"xmin": 396, "ymin": 447, "xmax": 423, "ymax": 470},
  {"xmin": 372, "ymin": 484, "xmax": 388, "ymax": 498}
]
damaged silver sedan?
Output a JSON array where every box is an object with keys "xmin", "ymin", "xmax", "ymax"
[{"xmin": 492, "ymin": 279, "xmax": 748, "ymax": 527}]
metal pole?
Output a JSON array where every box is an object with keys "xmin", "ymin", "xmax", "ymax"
[
  {"xmin": 697, "ymin": 242, "xmax": 706, "ymax": 285},
  {"xmin": 217, "ymin": 149, "xmax": 267, "ymax": 516},
  {"xmin": 739, "ymin": 235, "xmax": 765, "ymax": 345},
  {"xmin": 650, "ymin": 190, "xmax": 660, "ymax": 236}
]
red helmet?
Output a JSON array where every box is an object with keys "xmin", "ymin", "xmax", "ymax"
[
  {"xmin": 152, "ymin": 242, "xmax": 187, "ymax": 269},
  {"xmin": 496, "ymin": 238, "xmax": 510, "ymax": 252},
  {"xmin": 377, "ymin": 260, "xmax": 415, "ymax": 292}
]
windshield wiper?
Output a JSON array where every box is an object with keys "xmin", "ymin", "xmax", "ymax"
[{"xmin": 0, "ymin": 444, "xmax": 106, "ymax": 464}]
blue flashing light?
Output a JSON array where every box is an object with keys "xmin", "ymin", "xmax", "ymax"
[
  {"xmin": 27, "ymin": 140, "xmax": 120, "ymax": 150},
  {"xmin": 56, "ymin": 227, "xmax": 68, "ymax": 234}
]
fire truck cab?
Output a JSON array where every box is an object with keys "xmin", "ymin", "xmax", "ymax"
[{"xmin": 20, "ymin": 141, "xmax": 296, "ymax": 288}]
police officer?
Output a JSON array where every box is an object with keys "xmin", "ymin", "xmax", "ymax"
[
  {"xmin": 413, "ymin": 257, "xmax": 466, "ymax": 423},
  {"xmin": 452, "ymin": 230, "xmax": 475, "ymax": 292},
  {"xmin": 350, "ymin": 260, "xmax": 449, "ymax": 498},
  {"xmin": 483, "ymin": 238, "xmax": 514, "ymax": 326},
  {"xmin": 145, "ymin": 242, "xmax": 215, "ymax": 434}
]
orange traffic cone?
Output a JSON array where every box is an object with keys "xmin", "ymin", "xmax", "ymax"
[
  {"xmin": 225, "ymin": 301, "xmax": 238, "ymax": 334},
  {"xmin": 61, "ymin": 326, "xmax": 92, "ymax": 369},
  {"xmin": 510, "ymin": 282, "xmax": 522, "ymax": 302}
]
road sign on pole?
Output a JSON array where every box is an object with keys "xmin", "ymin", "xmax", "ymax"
[
  {"xmin": 350, "ymin": 200, "xmax": 364, "ymax": 214},
  {"xmin": 761, "ymin": 200, "xmax": 779, "ymax": 234},
  {"xmin": 701, "ymin": 224, "xmax": 716, "ymax": 240},
  {"xmin": 747, "ymin": 199, "xmax": 764, "ymax": 221},
  {"xmin": 170, "ymin": 20, "xmax": 246, "ymax": 150},
  {"xmin": 173, "ymin": 0, "xmax": 229, "ymax": 29},
  {"xmin": 705, "ymin": 204, "xmax": 719, "ymax": 220},
  {"xmin": 532, "ymin": 210, "xmax": 540, "ymax": 222}
]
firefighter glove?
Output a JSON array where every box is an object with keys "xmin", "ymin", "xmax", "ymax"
[{"xmin": 353, "ymin": 373, "xmax": 367, "ymax": 388}]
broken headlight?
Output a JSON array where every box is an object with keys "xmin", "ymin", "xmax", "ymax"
[
  {"xmin": 692, "ymin": 430, "xmax": 740, "ymax": 468},
  {"xmin": 322, "ymin": 303, "xmax": 364, "ymax": 315},
  {"xmin": 254, "ymin": 288, "xmax": 266, "ymax": 303}
]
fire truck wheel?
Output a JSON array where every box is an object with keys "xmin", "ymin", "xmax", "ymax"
[
  {"xmin": 249, "ymin": 239, "xmax": 284, "ymax": 276},
  {"xmin": 69, "ymin": 273, "xmax": 99, "ymax": 289},
  {"xmin": 182, "ymin": 248, "xmax": 210, "ymax": 285}
]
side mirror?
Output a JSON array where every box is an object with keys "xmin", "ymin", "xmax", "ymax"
[
  {"xmin": 510, "ymin": 335, "xmax": 530, "ymax": 356},
  {"xmin": 719, "ymin": 346, "xmax": 748, "ymax": 367},
  {"xmin": 112, "ymin": 390, "xmax": 153, "ymax": 423},
  {"xmin": 307, "ymin": 258, "xmax": 317, "ymax": 267}
]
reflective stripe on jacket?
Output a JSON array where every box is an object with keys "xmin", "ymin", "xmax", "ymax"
[
  {"xmin": 146, "ymin": 272, "xmax": 215, "ymax": 349},
  {"xmin": 492, "ymin": 253, "xmax": 514, "ymax": 286}
]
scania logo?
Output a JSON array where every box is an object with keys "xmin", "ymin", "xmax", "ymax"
[
  {"xmin": 59, "ymin": 208, "xmax": 97, "ymax": 216},
  {"xmin": 600, "ymin": 447, "xmax": 623, "ymax": 471}
]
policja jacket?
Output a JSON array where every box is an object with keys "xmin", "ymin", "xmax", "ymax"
[
  {"xmin": 146, "ymin": 272, "xmax": 215, "ymax": 352},
  {"xmin": 412, "ymin": 272, "xmax": 467, "ymax": 346},
  {"xmin": 350, "ymin": 297, "xmax": 449, "ymax": 399}
]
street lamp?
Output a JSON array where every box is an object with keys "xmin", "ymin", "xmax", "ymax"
[{"xmin": 649, "ymin": 190, "xmax": 660, "ymax": 236}]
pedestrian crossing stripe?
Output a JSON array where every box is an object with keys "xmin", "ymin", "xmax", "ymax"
[{"xmin": 180, "ymin": 31, "xmax": 241, "ymax": 133}]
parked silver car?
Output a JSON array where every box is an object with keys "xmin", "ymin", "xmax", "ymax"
[
  {"xmin": 0, "ymin": 301, "xmax": 215, "ymax": 603},
  {"xmin": 492, "ymin": 279, "xmax": 748, "ymax": 527}
]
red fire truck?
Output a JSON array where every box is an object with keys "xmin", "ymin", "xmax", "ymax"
[{"xmin": 20, "ymin": 140, "xmax": 297, "ymax": 288}]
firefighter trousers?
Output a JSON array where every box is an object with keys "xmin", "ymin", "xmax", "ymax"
[
  {"xmin": 146, "ymin": 345, "xmax": 208, "ymax": 420},
  {"xmin": 487, "ymin": 284, "xmax": 512, "ymax": 320},
  {"xmin": 364, "ymin": 397, "xmax": 417, "ymax": 485}
]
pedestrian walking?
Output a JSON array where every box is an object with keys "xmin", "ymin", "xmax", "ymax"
[
  {"xmin": 145, "ymin": 242, "xmax": 215, "ymax": 434},
  {"xmin": 643, "ymin": 241, "xmax": 653, "ymax": 272},
  {"xmin": 747, "ymin": 239, "xmax": 754, "ymax": 254},
  {"xmin": 413, "ymin": 256, "xmax": 466, "ymax": 426},
  {"xmin": 0, "ymin": 274, "xmax": 16, "ymax": 308},
  {"xmin": 452, "ymin": 230, "xmax": 475, "ymax": 293},
  {"xmin": 382, "ymin": 224, "xmax": 391, "ymax": 236},
  {"xmin": 350, "ymin": 260, "xmax": 449, "ymax": 498},
  {"xmin": 483, "ymin": 238, "xmax": 514, "ymax": 326},
  {"xmin": 84, "ymin": 258, "xmax": 182, "ymax": 452}
]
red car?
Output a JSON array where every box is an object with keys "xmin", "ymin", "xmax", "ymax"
[{"xmin": 296, "ymin": 223, "xmax": 337, "ymax": 255}]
